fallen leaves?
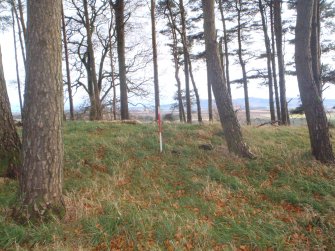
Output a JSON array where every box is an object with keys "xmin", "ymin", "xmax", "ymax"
[
  {"xmin": 109, "ymin": 235, "xmax": 134, "ymax": 251},
  {"xmin": 286, "ymin": 232, "xmax": 310, "ymax": 247},
  {"xmin": 282, "ymin": 203, "xmax": 304, "ymax": 213}
]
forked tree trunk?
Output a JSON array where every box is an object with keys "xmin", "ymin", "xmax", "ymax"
[
  {"xmin": 295, "ymin": 0, "xmax": 334, "ymax": 163},
  {"xmin": 17, "ymin": 0, "xmax": 65, "ymax": 222},
  {"xmin": 259, "ymin": 0, "xmax": 276, "ymax": 121},
  {"xmin": 202, "ymin": 0, "xmax": 254, "ymax": 159},
  {"xmin": 0, "ymin": 45, "xmax": 21, "ymax": 179},
  {"xmin": 151, "ymin": 0, "xmax": 160, "ymax": 121},
  {"xmin": 83, "ymin": 0, "xmax": 102, "ymax": 120}
]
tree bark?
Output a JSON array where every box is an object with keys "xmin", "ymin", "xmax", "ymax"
[
  {"xmin": 61, "ymin": 2, "xmax": 75, "ymax": 120},
  {"xmin": 202, "ymin": 0, "xmax": 254, "ymax": 159},
  {"xmin": 11, "ymin": 6, "xmax": 23, "ymax": 116},
  {"xmin": 151, "ymin": 0, "xmax": 160, "ymax": 121},
  {"xmin": 17, "ymin": 0, "xmax": 65, "ymax": 222},
  {"xmin": 179, "ymin": 0, "xmax": 192, "ymax": 123},
  {"xmin": 270, "ymin": 0, "xmax": 281, "ymax": 121},
  {"xmin": 174, "ymin": 54, "xmax": 186, "ymax": 123},
  {"xmin": 113, "ymin": 0, "xmax": 129, "ymax": 120},
  {"xmin": 311, "ymin": 0, "xmax": 321, "ymax": 96},
  {"xmin": 0, "ymin": 45, "xmax": 21, "ymax": 179},
  {"xmin": 17, "ymin": 0, "xmax": 26, "ymax": 43},
  {"xmin": 218, "ymin": 0, "xmax": 231, "ymax": 97},
  {"xmin": 109, "ymin": 4, "xmax": 117, "ymax": 120},
  {"xmin": 166, "ymin": 1, "xmax": 185, "ymax": 123},
  {"xmin": 236, "ymin": 0, "xmax": 251, "ymax": 125},
  {"xmin": 188, "ymin": 57, "xmax": 202, "ymax": 123},
  {"xmin": 207, "ymin": 65, "xmax": 213, "ymax": 122},
  {"xmin": 259, "ymin": 0, "xmax": 276, "ymax": 121},
  {"xmin": 295, "ymin": 0, "xmax": 334, "ymax": 163},
  {"xmin": 12, "ymin": 0, "xmax": 26, "ymax": 68},
  {"xmin": 83, "ymin": 0, "xmax": 102, "ymax": 120},
  {"xmin": 274, "ymin": 0, "xmax": 289, "ymax": 125},
  {"xmin": 219, "ymin": 37, "xmax": 227, "ymax": 88}
]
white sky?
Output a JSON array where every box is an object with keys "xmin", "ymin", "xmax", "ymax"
[{"xmin": 1, "ymin": 2, "xmax": 334, "ymax": 113}]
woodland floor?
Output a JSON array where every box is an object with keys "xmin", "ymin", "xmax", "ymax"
[{"xmin": 0, "ymin": 121, "xmax": 335, "ymax": 250}]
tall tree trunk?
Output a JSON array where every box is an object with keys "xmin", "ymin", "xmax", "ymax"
[
  {"xmin": 179, "ymin": 0, "xmax": 192, "ymax": 123},
  {"xmin": 151, "ymin": 0, "xmax": 160, "ymax": 121},
  {"xmin": 17, "ymin": 0, "xmax": 65, "ymax": 222},
  {"xmin": 174, "ymin": 49, "xmax": 185, "ymax": 123},
  {"xmin": 12, "ymin": 0, "xmax": 26, "ymax": 68},
  {"xmin": 108, "ymin": 5, "xmax": 117, "ymax": 120},
  {"xmin": 84, "ymin": 61, "xmax": 95, "ymax": 118},
  {"xmin": 109, "ymin": 41, "xmax": 117, "ymax": 120},
  {"xmin": 202, "ymin": 0, "xmax": 254, "ymax": 159},
  {"xmin": 270, "ymin": 0, "xmax": 281, "ymax": 121},
  {"xmin": 112, "ymin": 0, "xmax": 129, "ymax": 120},
  {"xmin": 83, "ymin": 0, "xmax": 102, "ymax": 120},
  {"xmin": 175, "ymin": 60, "xmax": 186, "ymax": 123},
  {"xmin": 112, "ymin": 85, "xmax": 117, "ymax": 120},
  {"xmin": 188, "ymin": 57, "xmax": 202, "ymax": 123},
  {"xmin": 259, "ymin": 0, "xmax": 276, "ymax": 121},
  {"xmin": 176, "ymin": 72, "xmax": 186, "ymax": 123},
  {"xmin": 11, "ymin": 6, "xmax": 23, "ymax": 116},
  {"xmin": 311, "ymin": 0, "xmax": 321, "ymax": 97},
  {"xmin": 274, "ymin": 0, "xmax": 289, "ymax": 125},
  {"xmin": 166, "ymin": 1, "xmax": 185, "ymax": 123},
  {"xmin": 218, "ymin": 0, "xmax": 231, "ymax": 97},
  {"xmin": 207, "ymin": 65, "xmax": 213, "ymax": 122},
  {"xmin": 219, "ymin": 37, "xmax": 226, "ymax": 85},
  {"xmin": 61, "ymin": 2, "xmax": 74, "ymax": 120},
  {"xmin": 17, "ymin": 0, "xmax": 26, "ymax": 42},
  {"xmin": 295, "ymin": 0, "xmax": 334, "ymax": 164},
  {"xmin": 0, "ymin": 45, "xmax": 21, "ymax": 179},
  {"xmin": 236, "ymin": 1, "xmax": 251, "ymax": 125}
]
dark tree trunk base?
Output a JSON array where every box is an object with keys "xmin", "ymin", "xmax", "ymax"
[
  {"xmin": 0, "ymin": 152, "xmax": 20, "ymax": 179},
  {"xmin": 13, "ymin": 199, "xmax": 65, "ymax": 224}
]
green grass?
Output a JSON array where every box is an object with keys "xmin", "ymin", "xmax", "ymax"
[{"xmin": 0, "ymin": 121, "xmax": 334, "ymax": 250}]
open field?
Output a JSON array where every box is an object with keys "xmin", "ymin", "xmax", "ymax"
[
  {"xmin": 0, "ymin": 122, "xmax": 334, "ymax": 250},
  {"xmin": 81, "ymin": 109, "xmax": 335, "ymax": 126}
]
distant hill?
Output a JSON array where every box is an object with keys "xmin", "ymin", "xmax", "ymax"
[
  {"xmin": 161, "ymin": 97, "xmax": 335, "ymax": 112},
  {"xmin": 11, "ymin": 97, "xmax": 335, "ymax": 115},
  {"xmin": 233, "ymin": 97, "xmax": 335, "ymax": 110}
]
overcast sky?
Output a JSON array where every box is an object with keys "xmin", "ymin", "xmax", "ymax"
[{"xmin": 1, "ymin": 2, "xmax": 334, "ymax": 113}]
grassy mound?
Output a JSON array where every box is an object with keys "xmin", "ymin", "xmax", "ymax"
[{"xmin": 0, "ymin": 121, "xmax": 334, "ymax": 250}]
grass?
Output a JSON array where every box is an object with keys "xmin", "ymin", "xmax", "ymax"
[{"xmin": 0, "ymin": 121, "xmax": 334, "ymax": 250}]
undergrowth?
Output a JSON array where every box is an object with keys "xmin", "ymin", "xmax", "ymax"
[{"xmin": 0, "ymin": 121, "xmax": 334, "ymax": 250}]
